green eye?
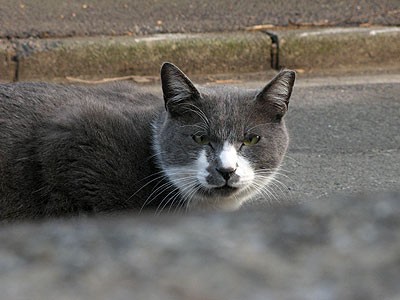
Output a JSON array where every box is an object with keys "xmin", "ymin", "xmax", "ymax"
[
  {"xmin": 192, "ymin": 134, "xmax": 210, "ymax": 145},
  {"xmin": 243, "ymin": 134, "xmax": 261, "ymax": 146}
]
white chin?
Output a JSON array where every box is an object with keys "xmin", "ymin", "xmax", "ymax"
[{"xmin": 186, "ymin": 188, "xmax": 250, "ymax": 211}]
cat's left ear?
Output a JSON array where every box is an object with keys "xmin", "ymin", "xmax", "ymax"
[
  {"xmin": 160, "ymin": 62, "xmax": 200, "ymax": 114},
  {"xmin": 256, "ymin": 69, "xmax": 296, "ymax": 119}
]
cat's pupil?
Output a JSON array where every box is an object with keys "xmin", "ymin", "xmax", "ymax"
[
  {"xmin": 243, "ymin": 134, "xmax": 261, "ymax": 146},
  {"xmin": 192, "ymin": 134, "xmax": 210, "ymax": 145}
]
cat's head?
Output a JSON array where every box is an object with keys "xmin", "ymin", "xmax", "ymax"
[{"xmin": 153, "ymin": 62, "xmax": 295, "ymax": 211}]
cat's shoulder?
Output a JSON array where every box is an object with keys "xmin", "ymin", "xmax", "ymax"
[
  {"xmin": 88, "ymin": 81, "xmax": 162, "ymax": 106},
  {"xmin": 0, "ymin": 81, "xmax": 162, "ymax": 108}
]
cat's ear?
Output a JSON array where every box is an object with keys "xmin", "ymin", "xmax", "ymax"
[
  {"xmin": 161, "ymin": 62, "xmax": 200, "ymax": 114},
  {"xmin": 256, "ymin": 69, "xmax": 296, "ymax": 120}
]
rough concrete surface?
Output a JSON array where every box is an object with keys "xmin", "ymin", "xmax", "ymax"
[
  {"xmin": 1, "ymin": 192, "xmax": 400, "ymax": 300},
  {"xmin": 0, "ymin": 0, "xmax": 399, "ymax": 38}
]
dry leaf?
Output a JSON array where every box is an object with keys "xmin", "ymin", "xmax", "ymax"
[
  {"xmin": 246, "ymin": 24, "xmax": 275, "ymax": 31},
  {"xmin": 295, "ymin": 69, "xmax": 305, "ymax": 74}
]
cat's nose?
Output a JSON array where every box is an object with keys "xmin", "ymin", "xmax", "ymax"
[{"xmin": 216, "ymin": 167, "xmax": 237, "ymax": 181}]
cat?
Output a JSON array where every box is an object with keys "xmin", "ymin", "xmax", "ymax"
[{"xmin": 0, "ymin": 62, "xmax": 295, "ymax": 220}]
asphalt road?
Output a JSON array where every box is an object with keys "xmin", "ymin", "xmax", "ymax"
[
  {"xmin": 282, "ymin": 74, "xmax": 400, "ymax": 202},
  {"xmin": 0, "ymin": 0, "xmax": 399, "ymax": 38}
]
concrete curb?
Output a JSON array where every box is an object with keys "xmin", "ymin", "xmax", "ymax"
[
  {"xmin": 1, "ymin": 26, "xmax": 399, "ymax": 82},
  {"xmin": 277, "ymin": 27, "xmax": 400, "ymax": 72},
  {"xmin": 0, "ymin": 40, "xmax": 16, "ymax": 82},
  {"xmin": 9, "ymin": 32, "xmax": 272, "ymax": 82}
]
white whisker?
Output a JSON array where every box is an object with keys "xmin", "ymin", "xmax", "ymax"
[{"xmin": 156, "ymin": 178, "xmax": 198, "ymax": 214}]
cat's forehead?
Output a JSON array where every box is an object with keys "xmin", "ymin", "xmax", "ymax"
[
  {"xmin": 198, "ymin": 86, "xmax": 256, "ymax": 112},
  {"xmin": 196, "ymin": 86, "xmax": 261, "ymax": 140}
]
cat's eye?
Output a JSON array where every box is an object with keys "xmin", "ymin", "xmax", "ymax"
[
  {"xmin": 243, "ymin": 134, "xmax": 261, "ymax": 146},
  {"xmin": 192, "ymin": 134, "xmax": 210, "ymax": 145}
]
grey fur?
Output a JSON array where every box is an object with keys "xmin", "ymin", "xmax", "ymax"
[{"xmin": 0, "ymin": 63, "xmax": 295, "ymax": 220}]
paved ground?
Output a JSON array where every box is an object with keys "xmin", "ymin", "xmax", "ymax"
[
  {"xmin": 283, "ymin": 74, "xmax": 400, "ymax": 201},
  {"xmin": 0, "ymin": 0, "xmax": 399, "ymax": 38}
]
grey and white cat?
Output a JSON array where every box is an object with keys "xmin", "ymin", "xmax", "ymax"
[{"xmin": 0, "ymin": 63, "xmax": 295, "ymax": 220}]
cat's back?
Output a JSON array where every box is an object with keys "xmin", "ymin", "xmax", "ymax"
[
  {"xmin": 0, "ymin": 81, "xmax": 163, "ymax": 171},
  {"xmin": 0, "ymin": 81, "xmax": 161, "ymax": 116},
  {"xmin": 0, "ymin": 82, "xmax": 63, "ymax": 121},
  {"xmin": 0, "ymin": 81, "xmax": 162, "ymax": 138}
]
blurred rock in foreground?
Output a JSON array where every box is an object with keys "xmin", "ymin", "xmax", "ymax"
[{"xmin": 1, "ymin": 191, "xmax": 400, "ymax": 300}]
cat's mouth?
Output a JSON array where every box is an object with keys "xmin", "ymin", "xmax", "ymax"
[
  {"xmin": 198, "ymin": 183, "xmax": 239, "ymax": 196},
  {"xmin": 212, "ymin": 184, "xmax": 239, "ymax": 195}
]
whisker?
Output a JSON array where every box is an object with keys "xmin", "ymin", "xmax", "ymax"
[
  {"xmin": 148, "ymin": 175, "xmax": 198, "ymax": 210},
  {"xmin": 184, "ymin": 184, "xmax": 204, "ymax": 212},
  {"xmin": 252, "ymin": 181, "xmax": 278, "ymax": 205},
  {"xmin": 169, "ymin": 180, "xmax": 200, "ymax": 214},
  {"xmin": 156, "ymin": 178, "xmax": 198, "ymax": 215},
  {"xmin": 181, "ymin": 103, "xmax": 210, "ymax": 129},
  {"xmin": 126, "ymin": 172, "xmax": 168, "ymax": 205},
  {"xmin": 139, "ymin": 180, "xmax": 176, "ymax": 212},
  {"xmin": 169, "ymin": 180, "xmax": 201, "ymax": 214},
  {"xmin": 283, "ymin": 154, "xmax": 301, "ymax": 164},
  {"xmin": 255, "ymin": 169, "xmax": 294, "ymax": 183},
  {"xmin": 246, "ymin": 122, "xmax": 276, "ymax": 133},
  {"xmin": 153, "ymin": 186, "xmax": 182, "ymax": 215},
  {"xmin": 155, "ymin": 187, "xmax": 182, "ymax": 215}
]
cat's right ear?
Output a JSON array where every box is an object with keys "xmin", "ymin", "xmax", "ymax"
[
  {"xmin": 256, "ymin": 69, "xmax": 296, "ymax": 120},
  {"xmin": 160, "ymin": 62, "xmax": 200, "ymax": 115}
]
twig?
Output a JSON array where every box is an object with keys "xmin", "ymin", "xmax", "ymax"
[{"xmin": 66, "ymin": 75, "xmax": 155, "ymax": 84}]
